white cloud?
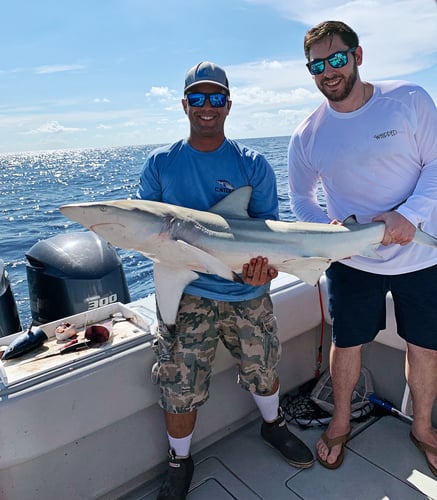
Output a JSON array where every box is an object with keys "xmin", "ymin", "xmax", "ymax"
[
  {"xmin": 93, "ymin": 98, "xmax": 111, "ymax": 103},
  {"xmin": 122, "ymin": 121, "xmax": 143, "ymax": 128},
  {"xmin": 34, "ymin": 64, "xmax": 85, "ymax": 74},
  {"xmin": 147, "ymin": 86, "xmax": 172, "ymax": 97},
  {"xmin": 25, "ymin": 120, "xmax": 86, "ymax": 135},
  {"xmin": 145, "ymin": 86, "xmax": 178, "ymax": 102},
  {"xmin": 227, "ymin": 59, "xmax": 310, "ymax": 91},
  {"xmin": 231, "ymin": 85, "xmax": 321, "ymax": 109}
]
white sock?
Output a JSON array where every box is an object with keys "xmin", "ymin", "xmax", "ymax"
[
  {"xmin": 252, "ymin": 387, "xmax": 280, "ymax": 423},
  {"xmin": 168, "ymin": 432, "xmax": 193, "ymax": 458}
]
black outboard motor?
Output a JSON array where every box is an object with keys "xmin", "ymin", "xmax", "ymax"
[
  {"xmin": 0, "ymin": 259, "xmax": 22, "ymax": 337},
  {"xmin": 26, "ymin": 231, "xmax": 131, "ymax": 324}
]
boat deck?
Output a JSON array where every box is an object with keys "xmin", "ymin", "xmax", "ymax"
[{"xmin": 120, "ymin": 414, "xmax": 437, "ymax": 500}]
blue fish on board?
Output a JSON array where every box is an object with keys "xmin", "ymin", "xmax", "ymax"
[{"xmin": 1, "ymin": 327, "xmax": 48, "ymax": 360}]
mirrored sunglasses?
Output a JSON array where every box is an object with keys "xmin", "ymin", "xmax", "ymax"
[
  {"xmin": 306, "ymin": 47, "xmax": 356, "ymax": 75},
  {"xmin": 186, "ymin": 92, "xmax": 228, "ymax": 108}
]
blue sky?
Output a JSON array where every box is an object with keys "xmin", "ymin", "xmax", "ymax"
[{"xmin": 1, "ymin": 0, "xmax": 436, "ymax": 153}]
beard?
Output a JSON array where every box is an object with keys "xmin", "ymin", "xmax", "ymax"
[{"xmin": 318, "ymin": 62, "xmax": 358, "ymax": 102}]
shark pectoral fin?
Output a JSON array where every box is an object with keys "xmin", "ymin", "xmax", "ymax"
[
  {"xmin": 282, "ymin": 258, "xmax": 332, "ymax": 286},
  {"xmin": 153, "ymin": 264, "xmax": 199, "ymax": 326},
  {"xmin": 359, "ymin": 245, "xmax": 383, "ymax": 259},
  {"xmin": 175, "ymin": 240, "xmax": 235, "ymax": 281}
]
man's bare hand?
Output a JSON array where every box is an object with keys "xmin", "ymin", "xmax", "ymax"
[
  {"xmin": 373, "ymin": 212, "xmax": 416, "ymax": 246},
  {"xmin": 242, "ymin": 256, "xmax": 278, "ymax": 286}
]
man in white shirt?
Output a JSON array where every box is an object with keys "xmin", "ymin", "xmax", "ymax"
[{"xmin": 288, "ymin": 20, "xmax": 437, "ymax": 475}]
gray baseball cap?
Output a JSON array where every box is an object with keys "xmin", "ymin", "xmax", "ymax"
[{"xmin": 184, "ymin": 62, "xmax": 230, "ymax": 94}]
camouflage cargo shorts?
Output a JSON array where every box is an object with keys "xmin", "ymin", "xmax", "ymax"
[{"xmin": 152, "ymin": 292, "xmax": 281, "ymax": 413}]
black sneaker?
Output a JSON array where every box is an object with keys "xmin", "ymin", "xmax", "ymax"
[
  {"xmin": 157, "ymin": 449, "xmax": 194, "ymax": 500},
  {"xmin": 261, "ymin": 410, "xmax": 315, "ymax": 468}
]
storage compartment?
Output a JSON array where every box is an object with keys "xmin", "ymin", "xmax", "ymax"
[{"xmin": 0, "ymin": 302, "xmax": 154, "ymax": 390}]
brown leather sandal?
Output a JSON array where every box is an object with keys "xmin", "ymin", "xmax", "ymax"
[
  {"xmin": 410, "ymin": 432, "xmax": 437, "ymax": 477},
  {"xmin": 317, "ymin": 430, "xmax": 351, "ymax": 469}
]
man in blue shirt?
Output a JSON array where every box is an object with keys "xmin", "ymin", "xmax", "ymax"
[{"xmin": 138, "ymin": 61, "xmax": 314, "ymax": 499}]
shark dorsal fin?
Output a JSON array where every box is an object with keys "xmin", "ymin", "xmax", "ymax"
[{"xmin": 209, "ymin": 186, "xmax": 252, "ymax": 218}]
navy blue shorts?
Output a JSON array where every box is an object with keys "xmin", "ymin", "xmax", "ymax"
[{"xmin": 325, "ymin": 262, "xmax": 437, "ymax": 350}]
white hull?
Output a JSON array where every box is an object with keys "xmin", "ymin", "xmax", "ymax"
[{"xmin": 0, "ymin": 274, "xmax": 435, "ymax": 499}]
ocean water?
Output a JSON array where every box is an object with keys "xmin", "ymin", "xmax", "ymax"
[{"xmin": 1, "ymin": 136, "xmax": 301, "ymax": 328}]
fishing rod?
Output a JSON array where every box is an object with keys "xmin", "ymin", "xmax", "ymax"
[{"xmin": 368, "ymin": 393, "xmax": 414, "ymax": 423}]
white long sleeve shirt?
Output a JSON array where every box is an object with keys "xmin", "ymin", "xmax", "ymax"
[{"xmin": 288, "ymin": 80, "xmax": 437, "ymax": 275}]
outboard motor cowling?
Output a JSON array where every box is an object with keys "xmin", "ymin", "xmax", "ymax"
[
  {"xmin": 26, "ymin": 231, "xmax": 131, "ymax": 324},
  {"xmin": 0, "ymin": 259, "xmax": 22, "ymax": 337}
]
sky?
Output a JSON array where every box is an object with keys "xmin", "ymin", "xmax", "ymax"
[{"xmin": 1, "ymin": 0, "xmax": 436, "ymax": 154}]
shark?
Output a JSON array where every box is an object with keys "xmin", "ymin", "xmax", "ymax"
[{"xmin": 60, "ymin": 186, "xmax": 437, "ymax": 326}]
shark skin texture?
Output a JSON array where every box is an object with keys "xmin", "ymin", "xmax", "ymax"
[{"xmin": 60, "ymin": 187, "xmax": 437, "ymax": 326}]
